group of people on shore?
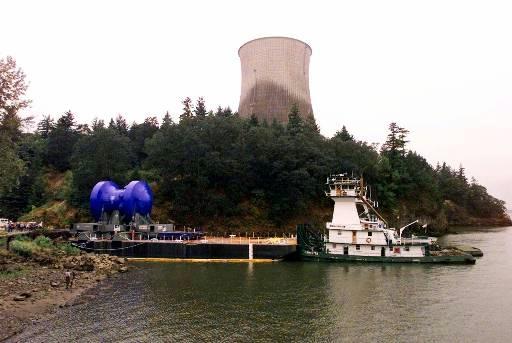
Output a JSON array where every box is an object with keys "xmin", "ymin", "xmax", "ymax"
[{"xmin": 2, "ymin": 221, "xmax": 43, "ymax": 232}]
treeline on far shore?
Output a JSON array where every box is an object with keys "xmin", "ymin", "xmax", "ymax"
[{"xmin": 1, "ymin": 56, "xmax": 510, "ymax": 233}]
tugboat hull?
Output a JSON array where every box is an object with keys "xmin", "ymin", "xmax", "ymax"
[{"xmin": 300, "ymin": 252, "xmax": 476, "ymax": 264}]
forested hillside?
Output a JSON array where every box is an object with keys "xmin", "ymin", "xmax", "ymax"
[{"xmin": 1, "ymin": 56, "xmax": 510, "ymax": 233}]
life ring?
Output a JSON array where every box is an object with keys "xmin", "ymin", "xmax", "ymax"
[{"xmin": 366, "ymin": 238, "xmax": 371, "ymax": 243}]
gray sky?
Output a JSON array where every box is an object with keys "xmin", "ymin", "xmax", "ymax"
[{"xmin": 1, "ymin": 0, "xmax": 511, "ymax": 207}]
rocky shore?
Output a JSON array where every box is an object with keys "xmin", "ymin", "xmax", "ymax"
[{"xmin": 0, "ymin": 252, "xmax": 129, "ymax": 341}]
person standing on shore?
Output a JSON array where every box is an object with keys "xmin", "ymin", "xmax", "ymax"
[{"xmin": 65, "ymin": 270, "xmax": 72, "ymax": 289}]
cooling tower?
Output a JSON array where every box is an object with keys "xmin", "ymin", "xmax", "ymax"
[{"xmin": 238, "ymin": 37, "xmax": 313, "ymax": 123}]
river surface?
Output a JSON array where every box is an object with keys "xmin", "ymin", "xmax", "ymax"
[{"xmin": 10, "ymin": 227, "xmax": 512, "ymax": 342}]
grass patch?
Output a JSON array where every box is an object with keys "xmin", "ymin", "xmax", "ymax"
[
  {"xmin": 33, "ymin": 235, "xmax": 53, "ymax": 249},
  {"xmin": 11, "ymin": 240, "xmax": 35, "ymax": 257},
  {"xmin": 10, "ymin": 235, "xmax": 80, "ymax": 258},
  {"xmin": 18, "ymin": 200, "xmax": 77, "ymax": 229},
  {"xmin": 14, "ymin": 235, "xmax": 31, "ymax": 242},
  {"xmin": 56, "ymin": 242, "xmax": 80, "ymax": 256},
  {"xmin": 0, "ymin": 266, "xmax": 26, "ymax": 280}
]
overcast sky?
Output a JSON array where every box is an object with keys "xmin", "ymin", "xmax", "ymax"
[{"xmin": 1, "ymin": 0, "xmax": 511, "ymax": 207}]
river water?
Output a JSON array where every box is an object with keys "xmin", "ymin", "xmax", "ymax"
[{"xmin": 11, "ymin": 227, "xmax": 512, "ymax": 342}]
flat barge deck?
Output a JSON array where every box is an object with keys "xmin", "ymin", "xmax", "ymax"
[
  {"xmin": 449, "ymin": 245, "xmax": 484, "ymax": 257},
  {"xmin": 74, "ymin": 238, "xmax": 297, "ymax": 261}
]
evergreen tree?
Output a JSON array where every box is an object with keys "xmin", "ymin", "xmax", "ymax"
[
  {"xmin": 334, "ymin": 125, "xmax": 354, "ymax": 142},
  {"xmin": 46, "ymin": 111, "xmax": 80, "ymax": 171},
  {"xmin": 286, "ymin": 104, "xmax": 303, "ymax": 135},
  {"xmin": 161, "ymin": 111, "xmax": 174, "ymax": 129},
  {"xmin": 113, "ymin": 114, "xmax": 129, "ymax": 135},
  {"xmin": 219, "ymin": 107, "xmax": 233, "ymax": 117},
  {"xmin": 213, "ymin": 106, "xmax": 233, "ymax": 118},
  {"xmin": 194, "ymin": 97, "xmax": 207, "ymax": 117},
  {"xmin": 249, "ymin": 114, "xmax": 259, "ymax": 126},
  {"xmin": 381, "ymin": 122, "xmax": 409, "ymax": 158},
  {"xmin": 457, "ymin": 164, "xmax": 467, "ymax": 182},
  {"xmin": 128, "ymin": 116, "xmax": 159, "ymax": 165},
  {"xmin": 144, "ymin": 116, "xmax": 159, "ymax": 127},
  {"xmin": 270, "ymin": 118, "xmax": 284, "ymax": 134},
  {"xmin": 91, "ymin": 118, "xmax": 105, "ymax": 131},
  {"xmin": 180, "ymin": 97, "xmax": 193, "ymax": 121},
  {"xmin": 37, "ymin": 115, "xmax": 55, "ymax": 138},
  {"xmin": 108, "ymin": 118, "xmax": 116, "ymax": 129},
  {"xmin": 76, "ymin": 123, "xmax": 91, "ymax": 135},
  {"xmin": 56, "ymin": 111, "xmax": 76, "ymax": 130},
  {"xmin": 303, "ymin": 113, "xmax": 320, "ymax": 133}
]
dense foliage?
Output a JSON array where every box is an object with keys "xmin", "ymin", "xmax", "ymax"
[{"xmin": 0, "ymin": 56, "xmax": 510, "ymax": 232}]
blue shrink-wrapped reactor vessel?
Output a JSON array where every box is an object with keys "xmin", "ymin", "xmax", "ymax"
[{"xmin": 90, "ymin": 180, "xmax": 153, "ymax": 222}]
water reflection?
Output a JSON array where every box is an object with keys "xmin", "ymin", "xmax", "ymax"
[{"xmin": 11, "ymin": 227, "xmax": 512, "ymax": 343}]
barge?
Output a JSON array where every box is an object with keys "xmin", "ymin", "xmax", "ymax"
[
  {"xmin": 74, "ymin": 238, "xmax": 296, "ymax": 261},
  {"xmin": 71, "ymin": 180, "xmax": 296, "ymax": 261}
]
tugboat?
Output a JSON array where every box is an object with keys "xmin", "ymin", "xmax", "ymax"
[{"xmin": 297, "ymin": 174, "xmax": 476, "ymax": 264}]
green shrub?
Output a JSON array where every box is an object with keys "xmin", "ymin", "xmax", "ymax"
[
  {"xmin": 0, "ymin": 266, "xmax": 25, "ymax": 279},
  {"xmin": 10, "ymin": 234, "xmax": 79, "ymax": 257},
  {"xmin": 57, "ymin": 243, "xmax": 80, "ymax": 256},
  {"xmin": 11, "ymin": 240, "xmax": 35, "ymax": 257},
  {"xmin": 14, "ymin": 235, "xmax": 31, "ymax": 242},
  {"xmin": 33, "ymin": 235, "xmax": 53, "ymax": 249}
]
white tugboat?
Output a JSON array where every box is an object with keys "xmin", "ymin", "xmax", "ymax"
[{"xmin": 297, "ymin": 174, "xmax": 475, "ymax": 264}]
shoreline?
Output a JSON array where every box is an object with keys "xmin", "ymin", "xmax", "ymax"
[
  {"xmin": 422, "ymin": 222, "xmax": 512, "ymax": 237},
  {"xmin": 0, "ymin": 254, "xmax": 129, "ymax": 342}
]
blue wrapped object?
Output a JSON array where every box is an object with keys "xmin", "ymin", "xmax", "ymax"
[{"xmin": 90, "ymin": 180, "xmax": 153, "ymax": 221}]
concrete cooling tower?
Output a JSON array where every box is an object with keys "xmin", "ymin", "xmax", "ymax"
[{"xmin": 238, "ymin": 37, "xmax": 313, "ymax": 123}]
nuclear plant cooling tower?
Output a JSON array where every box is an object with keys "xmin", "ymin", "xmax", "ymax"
[{"xmin": 238, "ymin": 37, "xmax": 313, "ymax": 123}]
